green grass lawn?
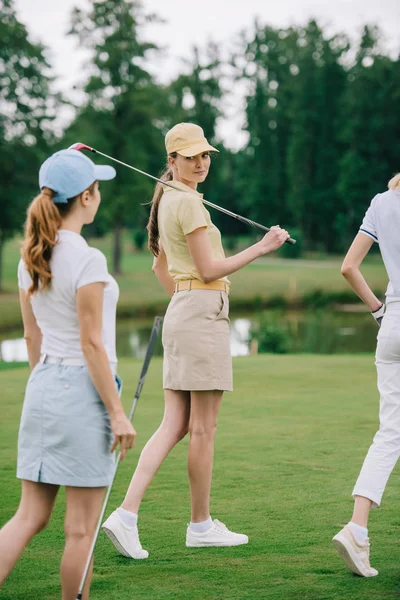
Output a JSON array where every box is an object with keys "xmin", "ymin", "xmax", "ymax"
[
  {"xmin": 0, "ymin": 235, "xmax": 388, "ymax": 331},
  {"xmin": 1, "ymin": 355, "xmax": 400, "ymax": 599}
]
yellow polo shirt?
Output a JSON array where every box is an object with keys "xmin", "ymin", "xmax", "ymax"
[{"xmin": 158, "ymin": 180, "xmax": 229, "ymax": 283}]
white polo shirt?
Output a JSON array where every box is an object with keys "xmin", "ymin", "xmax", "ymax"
[
  {"xmin": 18, "ymin": 229, "xmax": 119, "ymax": 362},
  {"xmin": 360, "ymin": 189, "xmax": 400, "ymax": 301}
]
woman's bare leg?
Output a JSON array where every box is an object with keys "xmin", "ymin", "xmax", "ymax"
[
  {"xmin": 121, "ymin": 390, "xmax": 190, "ymax": 513},
  {"xmin": 187, "ymin": 390, "xmax": 223, "ymax": 522},
  {"xmin": 351, "ymin": 496, "xmax": 373, "ymax": 528},
  {"xmin": 61, "ymin": 486, "xmax": 105, "ymax": 600},
  {"xmin": 0, "ymin": 480, "xmax": 59, "ymax": 586}
]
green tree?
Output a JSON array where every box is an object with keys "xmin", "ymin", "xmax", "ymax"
[
  {"xmin": 238, "ymin": 21, "xmax": 348, "ymax": 251},
  {"xmin": 67, "ymin": 0, "xmax": 166, "ymax": 273},
  {"xmin": 338, "ymin": 26, "xmax": 400, "ymax": 248},
  {"xmin": 168, "ymin": 44, "xmax": 223, "ymax": 141},
  {"xmin": 167, "ymin": 44, "xmax": 243, "ymax": 238},
  {"xmin": 236, "ymin": 24, "xmax": 301, "ymax": 232},
  {"xmin": 285, "ymin": 21, "xmax": 348, "ymax": 252},
  {"xmin": 0, "ymin": 0, "xmax": 56, "ymax": 290}
]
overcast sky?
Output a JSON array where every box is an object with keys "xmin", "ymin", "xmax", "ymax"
[{"xmin": 14, "ymin": 0, "xmax": 400, "ymax": 148}]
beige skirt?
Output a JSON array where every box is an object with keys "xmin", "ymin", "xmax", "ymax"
[{"xmin": 162, "ymin": 289, "xmax": 232, "ymax": 391}]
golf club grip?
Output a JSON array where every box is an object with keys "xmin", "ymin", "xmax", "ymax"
[
  {"xmin": 244, "ymin": 218, "xmax": 296, "ymax": 246},
  {"xmin": 200, "ymin": 198, "xmax": 297, "ymax": 246}
]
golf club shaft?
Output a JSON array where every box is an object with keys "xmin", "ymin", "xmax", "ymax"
[
  {"xmin": 76, "ymin": 316, "xmax": 163, "ymax": 600},
  {"xmin": 73, "ymin": 144, "xmax": 296, "ymax": 245}
]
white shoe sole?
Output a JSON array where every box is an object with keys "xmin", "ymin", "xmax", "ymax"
[
  {"xmin": 332, "ymin": 535, "xmax": 378, "ymax": 577},
  {"xmin": 186, "ymin": 538, "xmax": 248, "ymax": 548},
  {"xmin": 102, "ymin": 525, "xmax": 148, "ymax": 559}
]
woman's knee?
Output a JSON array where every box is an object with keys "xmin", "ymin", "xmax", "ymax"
[
  {"xmin": 188, "ymin": 422, "xmax": 217, "ymax": 440},
  {"xmin": 170, "ymin": 424, "xmax": 189, "ymax": 444},
  {"xmin": 160, "ymin": 417, "xmax": 189, "ymax": 443},
  {"xmin": 16, "ymin": 508, "xmax": 52, "ymax": 534},
  {"xmin": 175, "ymin": 426, "xmax": 188, "ymax": 442},
  {"xmin": 177, "ymin": 416, "xmax": 190, "ymax": 441},
  {"xmin": 64, "ymin": 520, "xmax": 94, "ymax": 542}
]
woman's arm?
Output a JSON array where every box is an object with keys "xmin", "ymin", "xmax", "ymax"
[
  {"xmin": 77, "ymin": 282, "xmax": 135, "ymax": 459},
  {"xmin": 341, "ymin": 233, "xmax": 383, "ymax": 311},
  {"xmin": 19, "ymin": 290, "xmax": 42, "ymax": 369},
  {"xmin": 152, "ymin": 248, "xmax": 175, "ymax": 296},
  {"xmin": 185, "ymin": 226, "xmax": 289, "ymax": 283}
]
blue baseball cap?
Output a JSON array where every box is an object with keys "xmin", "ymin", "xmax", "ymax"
[{"xmin": 39, "ymin": 149, "xmax": 116, "ymax": 204}]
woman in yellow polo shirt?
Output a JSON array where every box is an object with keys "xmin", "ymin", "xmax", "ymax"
[{"xmin": 102, "ymin": 123, "xmax": 290, "ymax": 556}]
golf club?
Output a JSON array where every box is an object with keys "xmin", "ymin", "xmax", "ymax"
[
  {"xmin": 76, "ymin": 316, "xmax": 163, "ymax": 600},
  {"xmin": 69, "ymin": 142, "xmax": 296, "ymax": 245}
]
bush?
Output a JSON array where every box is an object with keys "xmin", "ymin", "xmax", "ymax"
[
  {"xmin": 250, "ymin": 313, "xmax": 291, "ymax": 354},
  {"xmin": 132, "ymin": 229, "xmax": 147, "ymax": 252},
  {"xmin": 224, "ymin": 236, "xmax": 237, "ymax": 252},
  {"xmin": 301, "ymin": 289, "xmax": 386, "ymax": 308},
  {"xmin": 280, "ymin": 227, "xmax": 303, "ymax": 259}
]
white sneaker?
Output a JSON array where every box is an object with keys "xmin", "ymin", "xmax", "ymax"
[
  {"xmin": 332, "ymin": 525, "xmax": 378, "ymax": 577},
  {"xmin": 186, "ymin": 519, "xmax": 248, "ymax": 547},
  {"xmin": 102, "ymin": 510, "xmax": 149, "ymax": 559}
]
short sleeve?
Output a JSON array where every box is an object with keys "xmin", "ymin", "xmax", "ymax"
[
  {"xmin": 17, "ymin": 259, "xmax": 31, "ymax": 290},
  {"xmin": 177, "ymin": 194, "xmax": 208, "ymax": 236},
  {"xmin": 359, "ymin": 196, "xmax": 378, "ymax": 243},
  {"xmin": 76, "ymin": 249, "xmax": 109, "ymax": 290}
]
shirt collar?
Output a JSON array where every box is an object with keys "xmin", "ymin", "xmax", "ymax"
[
  {"xmin": 57, "ymin": 229, "xmax": 88, "ymax": 248},
  {"xmin": 162, "ymin": 180, "xmax": 203, "ymax": 198}
]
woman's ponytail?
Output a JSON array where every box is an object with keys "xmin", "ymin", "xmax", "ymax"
[
  {"xmin": 21, "ymin": 188, "xmax": 63, "ymax": 295},
  {"xmin": 21, "ymin": 182, "xmax": 94, "ymax": 295},
  {"xmin": 147, "ymin": 156, "xmax": 176, "ymax": 256}
]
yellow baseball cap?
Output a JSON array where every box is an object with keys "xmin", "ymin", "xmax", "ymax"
[{"xmin": 165, "ymin": 123, "xmax": 219, "ymax": 157}]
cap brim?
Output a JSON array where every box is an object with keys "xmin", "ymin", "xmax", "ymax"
[
  {"xmin": 178, "ymin": 142, "xmax": 219, "ymax": 157},
  {"xmin": 94, "ymin": 165, "xmax": 116, "ymax": 181}
]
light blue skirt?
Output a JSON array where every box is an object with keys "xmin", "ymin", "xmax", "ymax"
[{"xmin": 17, "ymin": 363, "xmax": 119, "ymax": 487}]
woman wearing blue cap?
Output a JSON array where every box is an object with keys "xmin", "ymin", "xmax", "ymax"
[{"xmin": 0, "ymin": 150, "xmax": 135, "ymax": 598}]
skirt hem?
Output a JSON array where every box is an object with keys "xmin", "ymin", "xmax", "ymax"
[
  {"xmin": 164, "ymin": 380, "xmax": 233, "ymax": 392},
  {"xmin": 17, "ymin": 470, "xmax": 113, "ymax": 488}
]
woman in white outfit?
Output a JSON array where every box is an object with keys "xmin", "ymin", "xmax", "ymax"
[
  {"xmin": 102, "ymin": 123, "xmax": 290, "ymax": 557},
  {"xmin": 0, "ymin": 149, "xmax": 135, "ymax": 599},
  {"xmin": 333, "ymin": 173, "xmax": 400, "ymax": 577}
]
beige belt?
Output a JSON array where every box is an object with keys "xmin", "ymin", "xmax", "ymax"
[
  {"xmin": 40, "ymin": 354, "xmax": 117, "ymax": 374},
  {"xmin": 174, "ymin": 280, "xmax": 230, "ymax": 294}
]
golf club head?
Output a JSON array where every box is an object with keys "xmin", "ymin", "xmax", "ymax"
[{"xmin": 68, "ymin": 142, "xmax": 93, "ymax": 152}]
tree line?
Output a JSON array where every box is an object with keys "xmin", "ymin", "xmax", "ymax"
[{"xmin": 1, "ymin": 0, "xmax": 399, "ymax": 287}]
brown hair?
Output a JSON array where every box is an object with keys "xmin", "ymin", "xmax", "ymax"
[
  {"xmin": 21, "ymin": 183, "xmax": 96, "ymax": 296},
  {"xmin": 147, "ymin": 153, "xmax": 177, "ymax": 256}
]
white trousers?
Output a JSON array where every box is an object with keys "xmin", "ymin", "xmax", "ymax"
[{"xmin": 353, "ymin": 302, "xmax": 400, "ymax": 507}]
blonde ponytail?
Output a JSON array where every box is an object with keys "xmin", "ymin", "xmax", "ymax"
[{"xmin": 388, "ymin": 173, "xmax": 400, "ymax": 191}]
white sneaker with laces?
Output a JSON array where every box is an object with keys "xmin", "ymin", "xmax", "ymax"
[
  {"xmin": 332, "ymin": 525, "xmax": 378, "ymax": 577},
  {"xmin": 102, "ymin": 510, "xmax": 149, "ymax": 559},
  {"xmin": 186, "ymin": 519, "xmax": 248, "ymax": 547}
]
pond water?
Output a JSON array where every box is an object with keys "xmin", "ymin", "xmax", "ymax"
[{"xmin": 0, "ymin": 308, "xmax": 378, "ymax": 363}]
